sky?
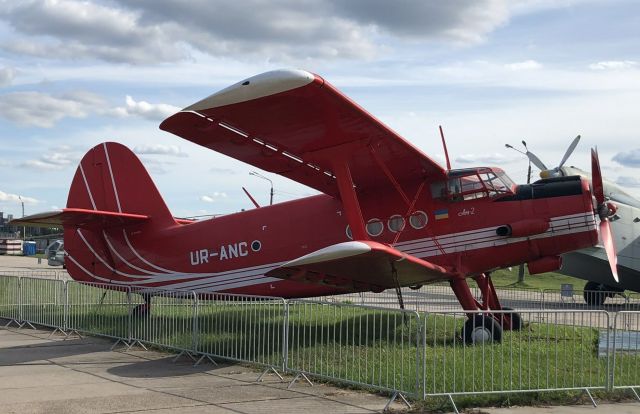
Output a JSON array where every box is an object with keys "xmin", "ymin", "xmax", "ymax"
[{"xmin": 1, "ymin": 0, "xmax": 639, "ymax": 219}]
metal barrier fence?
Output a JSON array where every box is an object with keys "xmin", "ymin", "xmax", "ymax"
[
  {"xmin": 0, "ymin": 275, "xmax": 20, "ymax": 325},
  {"xmin": 19, "ymin": 277, "xmax": 65, "ymax": 330},
  {"xmin": 422, "ymin": 310, "xmax": 610, "ymax": 399},
  {"xmin": 611, "ymin": 311, "xmax": 640, "ymax": 396},
  {"xmin": 286, "ymin": 300, "xmax": 421, "ymax": 398},
  {"xmin": 2, "ymin": 274, "xmax": 640, "ymax": 410},
  {"xmin": 196, "ymin": 292, "xmax": 286, "ymax": 370},
  {"xmin": 66, "ymin": 281, "xmax": 131, "ymax": 340}
]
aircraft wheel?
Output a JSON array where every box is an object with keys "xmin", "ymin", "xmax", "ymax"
[
  {"xmin": 500, "ymin": 307, "xmax": 523, "ymax": 331},
  {"xmin": 583, "ymin": 281, "xmax": 607, "ymax": 306},
  {"xmin": 463, "ymin": 314, "xmax": 502, "ymax": 344}
]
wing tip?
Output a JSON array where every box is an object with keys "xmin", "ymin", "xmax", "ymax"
[{"xmin": 181, "ymin": 69, "xmax": 320, "ymax": 113}]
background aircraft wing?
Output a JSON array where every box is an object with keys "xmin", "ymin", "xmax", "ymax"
[
  {"xmin": 160, "ymin": 69, "xmax": 446, "ymax": 197},
  {"xmin": 265, "ymin": 241, "xmax": 453, "ymax": 290}
]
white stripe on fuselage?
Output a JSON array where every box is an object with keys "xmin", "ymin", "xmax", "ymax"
[{"xmin": 70, "ymin": 212, "xmax": 596, "ymax": 291}]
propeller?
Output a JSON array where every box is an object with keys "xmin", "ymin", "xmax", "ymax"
[
  {"xmin": 591, "ymin": 147, "xmax": 619, "ymax": 283},
  {"xmin": 523, "ymin": 135, "xmax": 581, "ymax": 178}
]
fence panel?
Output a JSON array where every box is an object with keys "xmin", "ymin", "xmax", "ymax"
[
  {"xmin": 66, "ymin": 281, "xmax": 131, "ymax": 340},
  {"xmin": 196, "ymin": 293, "xmax": 286, "ymax": 369},
  {"xmin": 316, "ymin": 285, "xmax": 544, "ymax": 313},
  {"xmin": 129, "ymin": 289, "xmax": 196, "ymax": 352},
  {"xmin": 19, "ymin": 277, "xmax": 65, "ymax": 329},
  {"xmin": 542, "ymin": 288, "xmax": 630, "ymax": 312},
  {"xmin": 611, "ymin": 311, "xmax": 640, "ymax": 390},
  {"xmin": 422, "ymin": 310, "xmax": 610, "ymax": 399},
  {"xmin": 0, "ymin": 275, "xmax": 20, "ymax": 323},
  {"xmin": 0, "ymin": 270, "xmax": 59, "ymax": 279},
  {"xmin": 286, "ymin": 300, "xmax": 421, "ymax": 398}
]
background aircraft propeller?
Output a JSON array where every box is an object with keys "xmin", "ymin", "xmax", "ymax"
[{"xmin": 524, "ymin": 135, "xmax": 581, "ymax": 178}]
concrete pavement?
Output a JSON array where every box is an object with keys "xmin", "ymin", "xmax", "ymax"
[
  {"xmin": 0, "ymin": 327, "xmax": 401, "ymax": 413},
  {"xmin": 1, "ymin": 327, "xmax": 639, "ymax": 413}
]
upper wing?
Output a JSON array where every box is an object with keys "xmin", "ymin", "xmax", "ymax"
[
  {"xmin": 160, "ymin": 69, "xmax": 446, "ymax": 197},
  {"xmin": 265, "ymin": 241, "xmax": 453, "ymax": 291}
]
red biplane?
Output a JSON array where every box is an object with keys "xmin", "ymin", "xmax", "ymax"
[{"xmin": 13, "ymin": 69, "xmax": 618, "ymax": 342}]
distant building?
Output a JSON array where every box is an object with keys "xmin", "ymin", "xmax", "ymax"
[{"xmin": 0, "ymin": 211, "xmax": 18, "ymax": 238}]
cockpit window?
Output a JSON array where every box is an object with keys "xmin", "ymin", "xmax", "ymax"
[{"xmin": 431, "ymin": 168, "xmax": 515, "ymax": 202}]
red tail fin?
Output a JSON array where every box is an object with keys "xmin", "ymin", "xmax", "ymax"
[{"xmin": 67, "ymin": 142, "xmax": 174, "ymax": 227}]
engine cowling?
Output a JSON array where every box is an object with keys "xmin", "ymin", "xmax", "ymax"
[
  {"xmin": 496, "ymin": 219, "xmax": 550, "ymax": 238},
  {"xmin": 527, "ymin": 256, "xmax": 562, "ymax": 275}
]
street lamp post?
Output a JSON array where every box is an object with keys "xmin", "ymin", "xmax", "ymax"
[
  {"xmin": 505, "ymin": 141, "xmax": 533, "ymax": 283},
  {"xmin": 18, "ymin": 195, "xmax": 25, "ymax": 240},
  {"xmin": 249, "ymin": 171, "xmax": 274, "ymax": 206}
]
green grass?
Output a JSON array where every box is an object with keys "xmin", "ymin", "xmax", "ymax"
[
  {"xmin": 2, "ymin": 278, "xmax": 640, "ymax": 410},
  {"xmin": 474, "ymin": 268, "xmax": 591, "ymax": 291}
]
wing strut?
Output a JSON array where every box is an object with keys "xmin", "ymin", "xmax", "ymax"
[{"xmin": 332, "ymin": 160, "xmax": 368, "ymax": 240}]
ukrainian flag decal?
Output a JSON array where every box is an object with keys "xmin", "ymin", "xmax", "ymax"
[{"xmin": 434, "ymin": 209, "xmax": 449, "ymax": 220}]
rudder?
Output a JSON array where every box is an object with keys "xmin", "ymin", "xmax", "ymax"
[{"xmin": 67, "ymin": 142, "xmax": 175, "ymax": 227}]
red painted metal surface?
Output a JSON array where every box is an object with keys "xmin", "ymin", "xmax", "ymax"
[{"xmin": 14, "ymin": 71, "xmax": 604, "ymax": 312}]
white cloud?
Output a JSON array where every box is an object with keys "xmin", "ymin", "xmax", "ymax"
[
  {"xmin": 0, "ymin": 191, "xmax": 38, "ymax": 204},
  {"xmin": 0, "ymin": 0, "xmax": 518, "ymax": 64},
  {"xmin": 613, "ymin": 149, "xmax": 640, "ymax": 168},
  {"xmin": 589, "ymin": 60, "xmax": 637, "ymax": 70},
  {"xmin": 115, "ymin": 96, "xmax": 180, "ymax": 121},
  {"xmin": 0, "ymin": 91, "xmax": 92, "ymax": 127},
  {"xmin": 615, "ymin": 176, "xmax": 640, "ymax": 188},
  {"xmin": 504, "ymin": 60, "xmax": 542, "ymax": 71},
  {"xmin": 0, "ymin": 66, "xmax": 15, "ymax": 87},
  {"xmin": 200, "ymin": 192, "xmax": 228, "ymax": 203},
  {"xmin": 21, "ymin": 147, "xmax": 81, "ymax": 170},
  {"xmin": 134, "ymin": 144, "xmax": 187, "ymax": 157},
  {"xmin": 0, "ymin": 90, "xmax": 179, "ymax": 127},
  {"xmin": 455, "ymin": 152, "xmax": 518, "ymax": 164}
]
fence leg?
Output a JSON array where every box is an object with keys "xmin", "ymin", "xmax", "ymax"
[
  {"xmin": 47, "ymin": 327, "xmax": 68, "ymax": 339},
  {"xmin": 383, "ymin": 392, "xmax": 411, "ymax": 411},
  {"xmin": 110, "ymin": 338, "xmax": 129, "ymax": 351},
  {"xmin": 583, "ymin": 388, "xmax": 597, "ymax": 407},
  {"xmin": 62, "ymin": 329, "xmax": 82, "ymax": 340},
  {"xmin": 173, "ymin": 350, "xmax": 196, "ymax": 363},
  {"xmin": 193, "ymin": 354, "xmax": 218, "ymax": 367},
  {"xmin": 20, "ymin": 321, "xmax": 36, "ymax": 330},
  {"xmin": 125, "ymin": 339, "xmax": 148, "ymax": 351},
  {"xmin": 287, "ymin": 372, "xmax": 313, "ymax": 389},
  {"xmin": 256, "ymin": 366, "xmax": 284, "ymax": 383},
  {"xmin": 630, "ymin": 387, "xmax": 640, "ymax": 402},
  {"xmin": 446, "ymin": 394, "xmax": 460, "ymax": 414}
]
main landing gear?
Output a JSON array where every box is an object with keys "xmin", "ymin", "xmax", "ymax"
[{"xmin": 449, "ymin": 273, "xmax": 523, "ymax": 344}]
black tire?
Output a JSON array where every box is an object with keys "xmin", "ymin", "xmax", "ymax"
[
  {"xmin": 462, "ymin": 314, "xmax": 502, "ymax": 344},
  {"xmin": 583, "ymin": 281, "xmax": 606, "ymax": 306},
  {"xmin": 132, "ymin": 303, "xmax": 150, "ymax": 317},
  {"xmin": 500, "ymin": 307, "xmax": 523, "ymax": 331}
]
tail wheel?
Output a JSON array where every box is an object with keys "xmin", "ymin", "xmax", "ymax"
[
  {"xmin": 132, "ymin": 303, "xmax": 150, "ymax": 317},
  {"xmin": 462, "ymin": 314, "xmax": 502, "ymax": 344},
  {"xmin": 500, "ymin": 307, "xmax": 523, "ymax": 331}
]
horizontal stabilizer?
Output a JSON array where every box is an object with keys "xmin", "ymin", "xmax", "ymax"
[
  {"xmin": 266, "ymin": 241, "xmax": 452, "ymax": 290},
  {"xmin": 9, "ymin": 208, "xmax": 149, "ymax": 228}
]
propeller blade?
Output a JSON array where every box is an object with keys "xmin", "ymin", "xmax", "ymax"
[
  {"xmin": 600, "ymin": 219, "xmax": 619, "ymax": 283},
  {"xmin": 526, "ymin": 151, "xmax": 548, "ymax": 171},
  {"xmin": 591, "ymin": 148, "xmax": 605, "ymax": 205},
  {"xmin": 558, "ymin": 135, "xmax": 581, "ymax": 170}
]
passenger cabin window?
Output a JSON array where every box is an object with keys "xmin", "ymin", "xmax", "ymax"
[{"xmin": 430, "ymin": 168, "xmax": 514, "ymax": 202}]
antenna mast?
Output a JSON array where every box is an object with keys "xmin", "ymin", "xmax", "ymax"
[{"xmin": 439, "ymin": 125, "xmax": 452, "ymax": 171}]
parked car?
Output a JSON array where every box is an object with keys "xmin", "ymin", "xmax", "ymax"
[{"xmin": 46, "ymin": 240, "xmax": 65, "ymax": 267}]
